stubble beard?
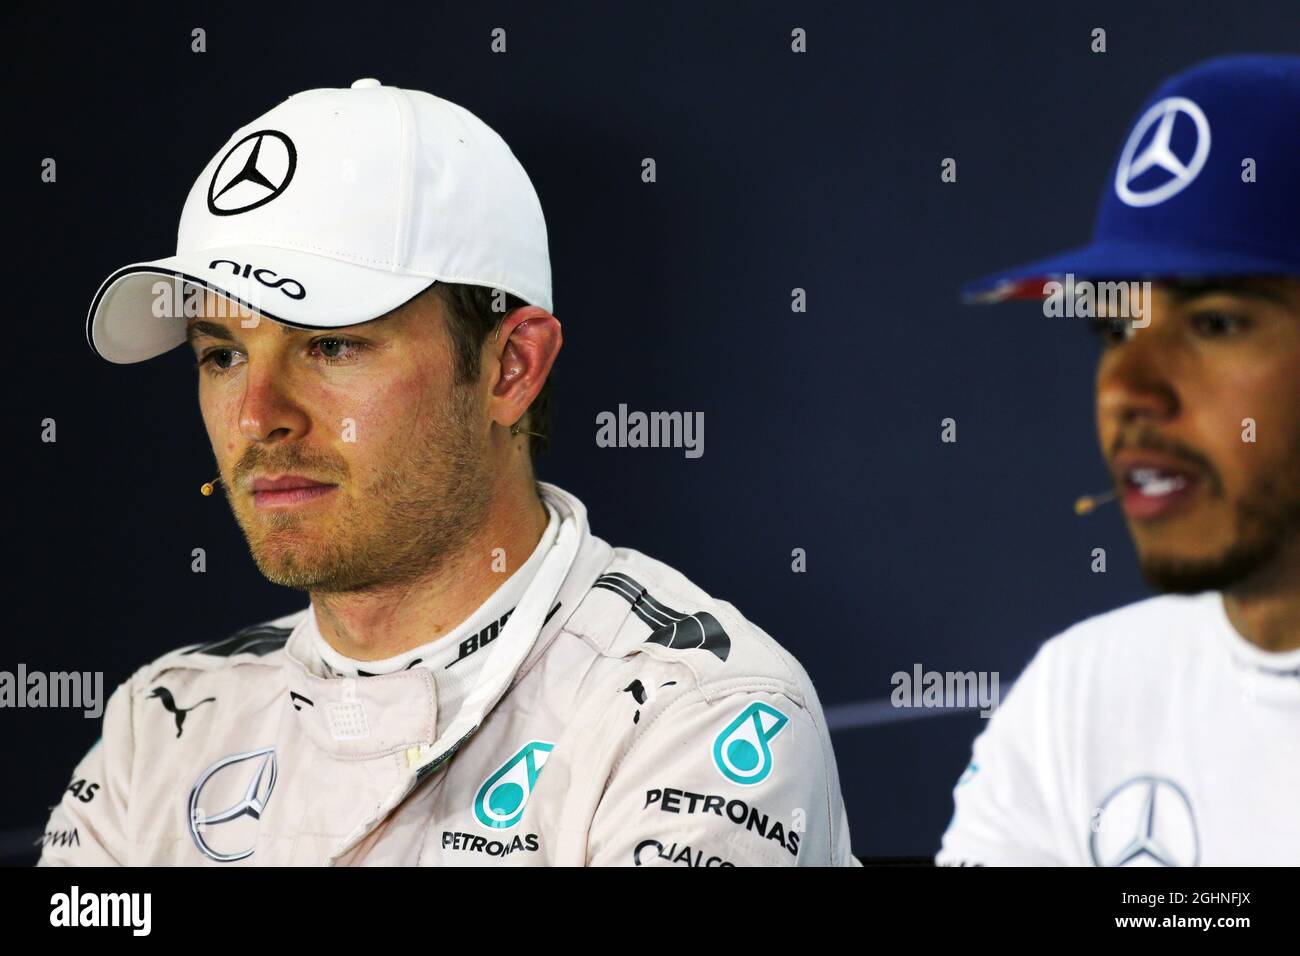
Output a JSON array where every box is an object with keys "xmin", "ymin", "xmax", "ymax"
[
  {"xmin": 233, "ymin": 384, "xmax": 495, "ymax": 594},
  {"xmin": 1138, "ymin": 435, "xmax": 1300, "ymax": 594}
]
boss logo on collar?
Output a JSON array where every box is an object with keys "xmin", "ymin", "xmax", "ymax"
[{"xmin": 446, "ymin": 607, "xmax": 515, "ymax": 669}]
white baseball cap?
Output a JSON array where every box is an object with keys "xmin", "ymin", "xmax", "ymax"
[{"xmin": 87, "ymin": 78, "xmax": 552, "ymax": 363}]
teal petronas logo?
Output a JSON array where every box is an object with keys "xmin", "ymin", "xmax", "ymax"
[
  {"xmin": 473, "ymin": 741, "xmax": 554, "ymax": 829},
  {"xmin": 712, "ymin": 702, "xmax": 788, "ymax": 786}
]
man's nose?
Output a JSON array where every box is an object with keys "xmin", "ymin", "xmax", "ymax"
[
  {"xmin": 238, "ymin": 368, "xmax": 309, "ymax": 443},
  {"xmin": 1097, "ymin": 333, "xmax": 1180, "ymax": 427}
]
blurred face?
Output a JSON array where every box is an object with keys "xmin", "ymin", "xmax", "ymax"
[
  {"xmin": 187, "ymin": 289, "xmax": 494, "ymax": 593},
  {"xmin": 1093, "ymin": 279, "xmax": 1300, "ymax": 593}
]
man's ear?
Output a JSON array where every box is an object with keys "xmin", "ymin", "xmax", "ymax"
[{"xmin": 489, "ymin": 306, "xmax": 562, "ymax": 429}]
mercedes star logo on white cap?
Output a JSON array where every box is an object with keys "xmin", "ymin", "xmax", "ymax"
[{"xmin": 207, "ymin": 130, "xmax": 298, "ymax": 216}]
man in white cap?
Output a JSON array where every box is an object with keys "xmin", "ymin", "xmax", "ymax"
[{"xmin": 41, "ymin": 80, "xmax": 856, "ymax": 866}]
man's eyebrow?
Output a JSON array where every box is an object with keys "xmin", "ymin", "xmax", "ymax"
[
  {"xmin": 184, "ymin": 318, "xmax": 303, "ymax": 345},
  {"xmin": 186, "ymin": 320, "xmax": 236, "ymax": 345},
  {"xmin": 1159, "ymin": 279, "xmax": 1293, "ymax": 306}
]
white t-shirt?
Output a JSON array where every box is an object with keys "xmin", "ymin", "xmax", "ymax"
[
  {"xmin": 938, "ymin": 591, "xmax": 1300, "ymax": 866},
  {"xmin": 306, "ymin": 502, "xmax": 559, "ymax": 735}
]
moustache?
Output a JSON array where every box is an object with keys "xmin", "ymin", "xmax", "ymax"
[
  {"xmin": 231, "ymin": 447, "xmax": 350, "ymax": 489},
  {"xmin": 1108, "ymin": 431, "xmax": 1224, "ymax": 494}
]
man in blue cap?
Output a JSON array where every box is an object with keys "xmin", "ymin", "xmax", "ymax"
[{"xmin": 939, "ymin": 55, "xmax": 1300, "ymax": 866}]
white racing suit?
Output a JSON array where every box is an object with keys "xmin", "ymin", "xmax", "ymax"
[{"xmin": 39, "ymin": 483, "xmax": 857, "ymax": 866}]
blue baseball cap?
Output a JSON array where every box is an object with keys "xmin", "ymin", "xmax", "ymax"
[{"xmin": 964, "ymin": 54, "xmax": 1300, "ymax": 303}]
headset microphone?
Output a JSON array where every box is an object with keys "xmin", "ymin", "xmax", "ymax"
[
  {"xmin": 200, "ymin": 476, "xmax": 223, "ymax": 496},
  {"xmin": 1074, "ymin": 490, "xmax": 1117, "ymax": 516}
]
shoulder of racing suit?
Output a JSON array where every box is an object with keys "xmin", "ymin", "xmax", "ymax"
[
  {"xmin": 134, "ymin": 547, "xmax": 818, "ymax": 712},
  {"xmin": 560, "ymin": 546, "xmax": 818, "ymax": 705},
  {"xmin": 125, "ymin": 608, "xmax": 307, "ymax": 696},
  {"xmin": 554, "ymin": 546, "xmax": 851, "ymax": 867}
]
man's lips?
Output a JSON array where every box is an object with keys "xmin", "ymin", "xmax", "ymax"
[
  {"xmin": 250, "ymin": 475, "xmax": 338, "ymax": 509},
  {"xmin": 1109, "ymin": 451, "xmax": 1204, "ymax": 522}
]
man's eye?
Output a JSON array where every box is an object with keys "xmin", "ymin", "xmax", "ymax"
[
  {"xmin": 197, "ymin": 348, "xmax": 244, "ymax": 372},
  {"xmin": 1088, "ymin": 316, "xmax": 1132, "ymax": 346},
  {"xmin": 309, "ymin": 337, "xmax": 365, "ymax": 363},
  {"xmin": 1190, "ymin": 310, "xmax": 1247, "ymax": 337}
]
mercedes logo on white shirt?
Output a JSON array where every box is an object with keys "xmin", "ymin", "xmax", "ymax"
[
  {"xmin": 188, "ymin": 746, "xmax": 278, "ymax": 862},
  {"xmin": 1114, "ymin": 96, "xmax": 1210, "ymax": 208},
  {"xmin": 1089, "ymin": 775, "xmax": 1200, "ymax": 867},
  {"xmin": 207, "ymin": 130, "xmax": 297, "ymax": 216}
]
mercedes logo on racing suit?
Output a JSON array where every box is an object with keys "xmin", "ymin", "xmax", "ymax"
[{"xmin": 188, "ymin": 746, "xmax": 278, "ymax": 862}]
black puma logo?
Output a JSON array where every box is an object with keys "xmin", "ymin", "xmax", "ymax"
[
  {"xmin": 148, "ymin": 686, "xmax": 216, "ymax": 738},
  {"xmin": 621, "ymin": 679, "xmax": 677, "ymax": 724}
]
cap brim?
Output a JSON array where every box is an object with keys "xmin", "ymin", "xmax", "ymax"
[
  {"xmin": 961, "ymin": 237, "xmax": 1300, "ymax": 304},
  {"xmin": 87, "ymin": 244, "xmax": 436, "ymax": 363}
]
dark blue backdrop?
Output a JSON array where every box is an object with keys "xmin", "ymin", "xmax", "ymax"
[{"xmin": 4, "ymin": 0, "xmax": 1296, "ymax": 864}]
